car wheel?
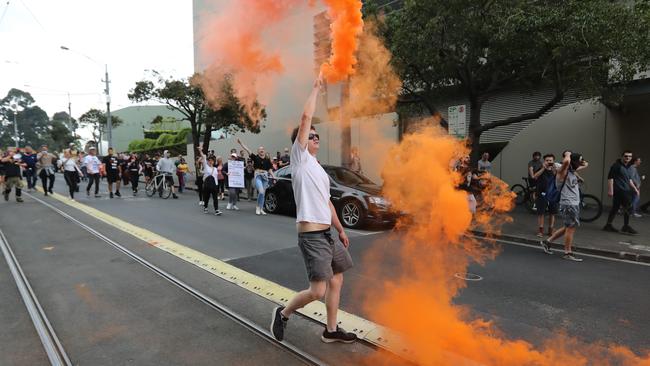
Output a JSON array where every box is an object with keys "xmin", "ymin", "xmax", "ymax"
[
  {"xmin": 340, "ymin": 199, "xmax": 365, "ymax": 229},
  {"xmin": 264, "ymin": 192, "xmax": 280, "ymax": 214}
]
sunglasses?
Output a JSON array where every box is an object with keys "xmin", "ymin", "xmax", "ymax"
[{"xmin": 309, "ymin": 133, "xmax": 320, "ymax": 140}]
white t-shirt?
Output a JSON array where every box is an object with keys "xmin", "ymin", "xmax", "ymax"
[
  {"xmin": 84, "ymin": 155, "xmax": 101, "ymax": 174},
  {"xmin": 291, "ymin": 140, "xmax": 331, "ymax": 225},
  {"xmin": 62, "ymin": 157, "xmax": 78, "ymax": 172}
]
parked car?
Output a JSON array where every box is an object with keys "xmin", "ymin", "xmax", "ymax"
[{"xmin": 264, "ymin": 165, "xmax": 397, "ymax": 229}]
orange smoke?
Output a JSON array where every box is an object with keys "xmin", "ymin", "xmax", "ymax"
[
  {"xmin": 320, "ymin": 0, "xmax": 364, "ymax": 83},
  {"xmin": 362, "ymin": 126, "xmax": 650, "ymax": 365}
]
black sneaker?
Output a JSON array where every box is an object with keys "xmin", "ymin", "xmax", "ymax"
[
  {"xmin": 214, "ymin": 210, "xmax": 222, "ymax": 216},
  {"xmin": 621, "ymin": 225, "xmax": 638, "ymax": 235},
  {"xmin": 110, "ymin": 192, "xmax": 114, "ymax": 199},
  {"xmin": 321, "ymin": 327, "xmax": 357, "ymax": 344},
  {"xmin": 86, "ymin": 190, "xmax": 90, "ymax": 196},
  {"xmin": 16, "ymin": 197, "xmax": 23, "ymax": 203},
  {"xmin": 539, "ymin": 240, "xmax": 553, "ymax": 255},
  {"xmin": 270, "ymin": 306, "xmax": 288, "ymax": 341},
  {"xmin": 603, "ymin": 224, "xmax": 619, "ymax": 233},
  {"xmin": 95, "ymin": 194, "xmax": 101, "ymax": 198},
  {"xmin": 48, "ymin": 189, "xmax": 53, "ymax": 194},
  {"xmin": 115, "ymin": 191, "xmax": 121, "ymax": 197},
  {"xmin": 173, "ymin": 194, "xmax": 178, "ymax": 199}
]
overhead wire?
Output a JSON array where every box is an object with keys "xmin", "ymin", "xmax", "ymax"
[{"xmin": 0, "ymin": 1, "xmax": 11, "ymax": 28}]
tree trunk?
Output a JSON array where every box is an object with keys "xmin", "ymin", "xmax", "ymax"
[
  {"xmin": 468, "ymin": 98, "xmax": 482, "ymax": 164},
  {"xmin": 340, "ymin": 79, "xmax": 351, "ymax": 168}
]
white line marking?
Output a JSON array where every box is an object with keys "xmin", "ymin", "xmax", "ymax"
[
  {"xmin": 346, "ymin": 229, "xmax": 386, "ymax": 236},
  {"xmin": 469, "ymin": 235, "xmax": 650, "ymax": 267}
]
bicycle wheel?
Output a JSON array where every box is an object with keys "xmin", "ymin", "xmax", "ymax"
[
  {"xmin": 145, "ymin": 179, "xmax": 156, "ymax": 197},
  {"xmin": 161, "ymin": 178, "xmax": 172, "ymax": 199},
  {"xmin": 579, "ymin": 194, "xmax": 602, "ymax": 222},
  {"xmin": 510, "ymin": 184, "xmax": 526, "ymax": 205}
]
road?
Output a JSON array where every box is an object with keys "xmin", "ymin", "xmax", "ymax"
[{"xmin": 1, "ymin": 176, "xmax": 648, "ymax": 364}]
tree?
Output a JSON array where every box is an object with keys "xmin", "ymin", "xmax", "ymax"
[
  {"xmin": 128, "ymin": 72, "xmax": 265, "ymax": 155},
  {"xmin": 370, "ymin": 0, "xmax": 650, "ymax": 161},
  {"xmin": 0, "ymin": 88, "xmax": 51, "ymax": 148},
  {"xmin": 78, "ymin": 108, "xmax": 123, "ymax": 150}
]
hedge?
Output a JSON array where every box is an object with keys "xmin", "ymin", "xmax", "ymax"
[{"xmin": 127, "ymin": 128, "xmax": 191, "ymax": 154}]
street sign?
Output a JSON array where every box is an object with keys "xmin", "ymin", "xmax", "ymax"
[{"xmin": 448, "ymin": 105, "xmax": 467, "ymax": 138}]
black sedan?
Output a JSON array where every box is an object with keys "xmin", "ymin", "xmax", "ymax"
[{"xmin": 263, "ymin": 165, "xmax": 396, "ymax": 229}]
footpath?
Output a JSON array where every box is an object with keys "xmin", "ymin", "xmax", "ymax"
[{"xmin": 474, "ymin": 206, "xmax": 650, "ymax": 263}]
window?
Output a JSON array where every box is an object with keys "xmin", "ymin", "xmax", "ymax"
[{"xmin": 331, "ymin": 167, "xmax": 374, "ymax": 186}]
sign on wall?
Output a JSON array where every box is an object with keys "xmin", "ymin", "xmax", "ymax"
[{"xmin": 448, "ymin": 105, "xmax": 467, "ymax": 138}]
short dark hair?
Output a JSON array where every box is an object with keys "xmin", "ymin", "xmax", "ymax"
[
  {"xmin": 543, "ymin": 153, "xmax": 555, "ymax": 160},
  {"xmin": 291, "ymin": 126, "xmax": 315, "ymax": 144},
  {"xmin": 533, "ymin": 151, "xmax": 541, "ymax": 157},
  {"xmin": 623, "ymin": 150, "xmax": 633, "ymax": 156}
]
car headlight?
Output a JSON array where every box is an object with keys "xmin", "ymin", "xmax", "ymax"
[{"xmin": 368, "ymin": 196, "xmax": 389, "ymax": 206}]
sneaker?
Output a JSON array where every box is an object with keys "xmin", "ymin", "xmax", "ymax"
[
  {"xmin": 203, "ymin": 208, "xmax": 208, "ymax": 214},
  {"xmin": 172, "ymin": 194, "xmax": 178, "ymax": 199},
  {"xmin": 44, "ymin": 192, "xmax": 48, "ymax": 196},
  {"xmin": 539, "ymin": 240, "xmax": 553, "ymax": 255},
  {"xmin": 199, "ymin": 201, "xmax": 204, "ymax": 206},
  {"xmin": 270, "ymin": 306, "xmax": 288, "ymax": 341},
  {"xmin": 621, "ymin": 225, "xmax": 638, "ymax": 235},
  {"xmin": 260, "ymin": 209, "xmax": 267, "ymax": 216},
  {"xmin": 233, "ymin": 205, "xmax": 239, "ymax": 211},
  {"xmin": 321, "ymin": 327, "xmax": 357, "ymax": 344},
  {"xmin": 48, "ymin": 189, "xmax": 53, "ymax": 194},
  {"xmin": 214, "ymin": 210, "xmax": 222, "ymax": 216},
  {"xmin": 632, "ymin": 213, "xmax": 643, "ymax": 218},
  {"xmin": 16, "ymin": 197, "xmax": 23, "ymax": 203},
  {"xmin": 226, "ymin": 203, "xmax": 232, "ymax": 210},
  {"xmin": 95, "ymin": 194, "xmax": 101, "ymax": 198},
  {"xmin": 110, "ymin": 192, "xmax": 114, "ymax": 199},
  {"xmin": 256, "ymin": 207, "xmax": 261, "ymax": 215},
  {"xmin": 602, "ymin": 224, "xmax": 619, "ymax": 233},
  {"xmin": 115, "ymin": 191, "xmax": 121, "ymax": 197},
  {"xmin": 536, "ymin": 231, "xmax": 543, "ymax": 238},
  {"xmin": 86, "ymin": 190, "xmax": 90, "ymax": 196},
  {"xmin": 562, "ymin": 253, "xmax": 583, "ymax": 262}
]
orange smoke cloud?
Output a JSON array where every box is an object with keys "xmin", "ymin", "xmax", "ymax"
[
  {"xmin": 320, "ymin": 0, "xmax": 364, "ymax": 83},
  {"xmin": 362, "ymin": 126, "xmax": 650, "ymax": 365}
]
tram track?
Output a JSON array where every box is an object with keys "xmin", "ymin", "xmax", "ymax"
[{"xmin": 21, "ymin": 192, "xmax": 327, "ymax": 366}]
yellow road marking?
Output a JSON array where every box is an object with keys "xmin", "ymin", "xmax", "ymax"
[{"xmin": 41, "ymin": 190, "xmax": 415, "ymax": 361}]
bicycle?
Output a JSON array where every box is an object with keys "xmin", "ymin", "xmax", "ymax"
[
  {"xmin": 145, "ymin": 172, "xmax": 173, "ymax": 199},
  {"xmin": 510, "ymin": 177, "xmax": 536, "ymax": 212}
]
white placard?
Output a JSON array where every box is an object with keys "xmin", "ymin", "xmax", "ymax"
[
  {"xmin": 448, "ymin": 105, "xmax": 467, "ymax": 138},
  {"xmin": 227, "ymin": 160, "xmax": 245, "ymax": 188}
]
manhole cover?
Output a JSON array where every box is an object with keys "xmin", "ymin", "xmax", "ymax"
[{"xmin": 454, "ymin": 273, "xmax": 483, "ymax": 281}]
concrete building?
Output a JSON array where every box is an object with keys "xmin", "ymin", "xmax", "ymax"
[{"xmin": 110, "ymin": 105, "xmax": 188, "ymax": 152}]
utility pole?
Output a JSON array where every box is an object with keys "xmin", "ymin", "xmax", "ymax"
[
  {"xmin": 103, "ymin": 64, "xmax": 112, "ymax": 149},
  {"xmin": 11, "ymin": 103, "xmax": 18, "ymax": 148}
]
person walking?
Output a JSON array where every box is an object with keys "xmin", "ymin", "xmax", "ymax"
[
  {"xmin": 540, "ymin": 152, "xmax": 588, "ymax": 261},
  {"xmin": 78, "ymin": 152, "xmax": 88, "ymax": 182},
  {"xmin": 37, "ymin": 145, "xmax": 56, "ymax": 196},
  {"xmin": 156, "ymin": 150, "xmax": 179, "ymax": 199},
  {"xmin": 176, "ymin": 157, "xmax": 189, "ymax": 193},
  {"xmin": 223, "ymin": 153, "xmax": 240, "ymax": 211},
  {"xmin": 348, "ymin": 146, "xmax": 362, "ymax": 174},
  {"xmin": 603, "ymin": 151, "xmax": 639, "ymax": 234},
  {"xmin": 532, "ymin": 154, "xmax": 559, "ymax": 237},
  {"xmin": 127, "ymin": 154, "xmax": 142, "ymax": 195},
  {"xmin": 244, "ymin": 159, "xmax": 255, "ymax": 201},
  {"xmin": 215, "ymin": 156, "xmax": 226, "ymax": 200},
  {"xmin": 629, "ymin": 156, "xmax": 644, "ymax": 217},
  {"xmin": 21, "ymin": 146, "xmax": 37, "ymax": 191},
  {"xmin": 2, "ymin": 152, "xmax": 25, "ymax": 203},
  {"xmin": 61, "ymin": 149, "xmax": 82, "ymax": 200},
  {"xmin": 102, "ymin": 148, "xmax": 122, "ymax": 199},
  {"xmin": 199, "ymin": 147, "xmax": 222, "ymax": 215},
  {"xmin": 195, "ymin": 153, "xmax": 204, "ymax": 206},
  {"xmin": 237, "ymin": 139, "xmax": 274, "ymax": 215},
  {"xmin": 270, "ymin": 75, "xmax": 356, "ymax": 344},
  {"xmin": 84, "ymin": 147, "xmax": 102, "ymax": 198}
]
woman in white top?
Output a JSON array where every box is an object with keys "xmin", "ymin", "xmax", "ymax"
[
  {"xmin": 199, "ymin": 146, "xmax": 222, "ymax": 216},
  {"xmin": 61, "ymin": 149, "xmax": 82, "ymax": 200}
]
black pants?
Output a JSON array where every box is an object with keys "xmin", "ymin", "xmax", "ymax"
[
  {"xmin": 196, "ymin": 176, "xmax": 204, "ymax": 201},
  {"xmin": 25, "ymin": 168, "xmax": 36, "ymax": 189},
  {"xmin": 86, "ymin": 173, "xmax": 100, "ymax": 194},
  {"xmin": 607, "ymin": 191, "xmax": 633, "ymax": 227},
  {"xmin": 218, "ymin": 179, "xmax": 225, "ymax": 195},
  {"xmin": 203, "ymin": 179, "xmax": 218, "ymax": 210},
  {"xmin": 130, "ymin": 173, "xmax": 139, "ymax": 192},
  {"xmin": 63, "ymin": 171, "xmax": 78, "ymax": 198},
  {"xmin": 39, "ymin": 170, "xmax": 55, "ymax": 192}
]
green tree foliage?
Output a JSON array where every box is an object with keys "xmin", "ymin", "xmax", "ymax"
[
  {"xmin": 78, "ymin": 108, "xmax": 124, "ymax": 148},
  {"xmin": 128, "ymin": 71, "xmax": 265, "ymax": 155},
  {"xmin": 0, "ymin": 89, "xmax": 50, "ymax": 148},
  {"xmin": 369, "ymin": 0, "xmax": 650, "ymax": 160}
]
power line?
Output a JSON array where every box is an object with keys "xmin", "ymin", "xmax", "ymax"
[{"xmin": 18, "ymin": 0, "xmax": 46, "ymax": 32}]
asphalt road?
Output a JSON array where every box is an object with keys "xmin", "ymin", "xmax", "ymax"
[{"xmin": 3, "ymin": 175, "xmax": 649, "ymax": 363}]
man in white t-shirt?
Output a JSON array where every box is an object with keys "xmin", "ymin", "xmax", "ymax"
[
  {"xmin": 270, "ymin": 76, "xmax": 356, "ymax": 344},
  {"xmin": 84, "ymin": 147, "xmax": 102, "ymax": 197}
]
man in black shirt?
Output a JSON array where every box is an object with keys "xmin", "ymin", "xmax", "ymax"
[
  {"xmin": 604, "ymin": 151, "xmax": 639, "ymax": 234},
  {"xmin": 2, "ymin": 152, "xmax": 25, "ymax": 202},
  {"xmin": 102, "ymin": 148, "xmax": 122, "ymax": 198}
]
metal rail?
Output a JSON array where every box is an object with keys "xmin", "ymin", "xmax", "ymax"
[
  {"xmin": 0, "ymin": 229, "xmax": 72, "ymax": 366},
  {"xmin": 26, "ymin": 193, "xmax": 327, "ymax": 366}
]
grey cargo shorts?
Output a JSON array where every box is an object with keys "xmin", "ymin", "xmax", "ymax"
[{"xmin": 298, "ymin": 229, "xmax": 353, "ymax": 282}]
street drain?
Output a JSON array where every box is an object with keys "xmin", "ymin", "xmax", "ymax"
[{"xmin": 454, "ymin": 272, "xmax": 483, "ymax": 281}]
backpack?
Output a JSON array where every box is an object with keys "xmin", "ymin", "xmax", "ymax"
[{"xmin": 545, "ymin": 172, "xmax": 568, "ymax": 204}]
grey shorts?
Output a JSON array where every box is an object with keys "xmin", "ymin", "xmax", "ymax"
[
  {"xmin": 559, "ymin": 204, "xmax": 580, "ymax": 228},
  {"xmin": 298, "ymin": 230, "xmax": 353, "ymax": 282}
]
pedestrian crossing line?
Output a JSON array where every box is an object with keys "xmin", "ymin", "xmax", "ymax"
[{"xmin": 40, "ymin": 190, "xmax": 418, "ymax": 362}]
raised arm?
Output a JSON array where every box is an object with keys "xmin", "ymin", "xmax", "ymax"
[
  {"xmin": 237, "ymin": 138, "xmax": 252, "ymax": 155},
  {"xmin": 557, "ymin": 152, "xmax": 571, "ymax": 181},
  {"xmin": 296, "ymin": 75, "xmax": 323, "ymax": 148}
]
